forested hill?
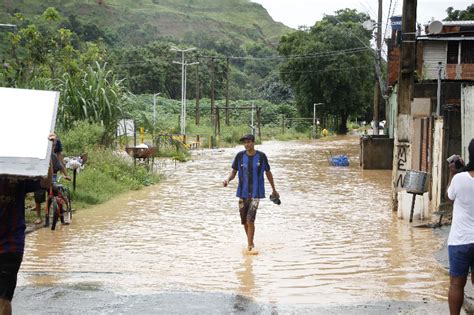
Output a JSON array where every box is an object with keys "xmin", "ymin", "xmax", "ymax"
[{"xmin": 0, "ymin": 0, "xmax": 292, "ymax": 48}]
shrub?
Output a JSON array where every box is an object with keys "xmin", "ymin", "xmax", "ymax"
[
  {"xmin": 70, "ymin": 147, "xmax": 160, "ymax": 208},
  {"xmin": 60, "ymin": 121, "xmax": 105, "ymax": 156}
]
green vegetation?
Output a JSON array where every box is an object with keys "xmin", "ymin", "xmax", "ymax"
[
  {"xmin": 278, "ymin": 9, "xmax": 374, "ymax": 134},
  {"xmin": 445, "ymin": 4, "xmax": 474, "ymax": 21},
  {"xmin": 0, "ymin": 0, "xmax": 291, "ymax": 47},
  {"xmin": 69, "ymin": 148, "xmax": 160, "ymax": 209},
  {"xmin": 57, "ymin": 62, "xmax": 128, "ymax": 144},
  {"xmin": 1, "ymin": 5, "xmax": 373, "ymax": 221},
  {"xmin": 60, "ymin": 122, "xmax": 160, "ymax": 209},
  {"xmin": 0, "ymin": 3, "xmax": 292, "ymax": 103}
]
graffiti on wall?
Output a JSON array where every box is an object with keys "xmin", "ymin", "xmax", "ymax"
[{"xmin": 395, "ymin": 143, "xmax": 408, "ymax": 190}]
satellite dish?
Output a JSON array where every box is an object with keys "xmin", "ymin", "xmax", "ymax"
[
  {"xmin": 362, "ymin": 20, "xmax": 376, "ymax": 31},
  {"xmin": 428, "ymin": 20, "xmax": 443, "ymax": 34}
]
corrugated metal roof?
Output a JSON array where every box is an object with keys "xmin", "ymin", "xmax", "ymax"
[
  {"xmin": 422, "ymin": 20, "xmax": 474, "ymax": 27},
  {"xmin": 442, "ymin": 21, "xmax": 474, "ymax": 27},
  {"xmin": 417, "ymin": 36, "xmax": 474, "ymax": 41}
]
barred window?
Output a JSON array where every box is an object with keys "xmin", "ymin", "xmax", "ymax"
[
  {"xmin": 461, "ymin": 41, "xmax": 474, "ymax": 64},
  {"xmin": 447, "ymin": 41, "xmax": 459, "ymax": 64}
]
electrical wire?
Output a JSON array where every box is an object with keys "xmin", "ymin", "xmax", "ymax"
[
  {"xmin": 197, "ymin": 47, "xmax": 372, "ymax": 61},
  {"xmin": 383, "ymin": 0, "xmax": 394, "ymax": 41},
  {"xmin": 279, "ymin": 64, "xmax": 373, "ymax": 75},
  {"xmin": 111, "ymin": 46, "xmax": 374, "ymax": 66}
]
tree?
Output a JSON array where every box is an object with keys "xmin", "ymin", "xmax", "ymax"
[
  {"xmin": 278, "ymin": 9, "xmax": 374, "ymax": 134},
  {"xmin": 445, "ymin": 4, "xmax": 474, "ymax": 21},
  {"xmin": 257, "ymin": 71, "xmax": 294, "ymax": 104},
  {"xmin": 3, "ymin": 8, "xmax": 81, "ymax": 85},
  {"xmin": 110, "ymin": 42, "xmax": 182, "ymax": 97}
]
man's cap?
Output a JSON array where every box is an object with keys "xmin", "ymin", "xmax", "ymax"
[{"xmin": 239, "ymin": 134, "xmax": 255, "ymax": 142}]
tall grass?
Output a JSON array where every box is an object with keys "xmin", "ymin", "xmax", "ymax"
[
  {"xmin": 69, "ymin": 148, "xmax": 160, "ymax": 209},
  {"xmin": 57, "ymin": 62, "xmax": 128, "ymax": 145},
  {"xmin": 58, "ymin": 122, "xmax": 160, "ymax": 209}
]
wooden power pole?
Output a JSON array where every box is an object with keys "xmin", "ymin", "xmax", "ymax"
[
  {"xmin": 373, "ymin": 0, "xmax": 383, "ymax": 135},
  {"xmin": 210, "ymin": 58, "xmax": 216, "ymax": 138},
  {"xmin": 392, "ymin": 0, "xmax": 417, "ymax": 212},
  {"xmin": 225, "ymin": 58, "xmax": 230, "ymax": 126},
  {"xmin": 398, "ymin": 0, "xmax": 417, "ymax": 132}
]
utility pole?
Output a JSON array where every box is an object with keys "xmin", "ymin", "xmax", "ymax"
[
  {"xmin": 250, "ymin": 103, "xmax": 256, "ymax": 136},
  {"xmin": 398, "ymin": 0, "xmax": 417, "ymax": 131},
  {"xmin": 171, "ymin": 46, "xmax": 197, "ymax": 135},
  {"xmin": 195, "ymin": 61, "xmax": 200, "ymax": 125},
  {"xmin": 225, "ymin": 58, "xmax": 230, "ymax": 125},
  {"xmin": 210, "ymin": 58, "xmax": 216, "ymax": 138},
  {"xmin": 313, "ymin": 103, "xmax": 324, "ymax": 139},
  {"xmin": 256, "ymin": 106, "xmax": 261, "ymax": 140},
  {"xmin": 392, "ymin": 0, "xmax": 417, "ymax": 212},
  {"xmin": 436, "ymin": 61, "xmax": 443, "ymax": 116},
  {"xmin": 152, "ymin": 92, "xmax": 160, "ymax": 139},
  {"xmin": 373, "ymin": 0, "xmax": 383, "ymax": 135}
]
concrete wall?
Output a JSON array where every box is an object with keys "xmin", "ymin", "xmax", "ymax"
[
  {"xmin": 398, "ymin": 191, "xmax": 430, "ymax": 220},
  {"xmin": 462, "ymin": 85, "xmax": 474, "ymax": 161},
  {"xmin": 447, "ymin": 64, "xmax": 474, "ymax": 80},
  {"xmin": 430, "ymin": 118, "xmax": 444, "ymax": 211},
  {"xmin": 360, "ymin": 136, "xmax": 394, "ymax": 169}
]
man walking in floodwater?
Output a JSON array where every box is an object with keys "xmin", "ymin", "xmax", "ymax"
[
  {"xmin": 447, "ymin": 138, "xmax": 474, "ymax": 314},
  {"xmin": 223, "ymin": 134, "xmax": 279, "ymax": 252}
]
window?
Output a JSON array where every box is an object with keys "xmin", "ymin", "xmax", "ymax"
[
  {"xmin": 461, "ymin": 41, "xmax": 474, "ymax": 64},
  {"xmin": 447, "ymin": 41, "xmax": 459, "ymax": 64}
]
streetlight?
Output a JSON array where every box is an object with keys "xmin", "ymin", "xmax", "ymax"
[
  {"xmin": 170, "ymin": 46, "xmax": 197, "ymax": 135},
  {"xmin": 153, "ymin": 92, "xmax": 161, "ymax": 137},
  {"xmin": 183, "ymin": 61, "xmax": 199, "ymax": 135},
  {"xmin": 313, "ymin": 103, "xmax": 324, "ymax": 139}
]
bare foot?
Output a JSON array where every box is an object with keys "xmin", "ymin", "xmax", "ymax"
[{"xmin": 244, "ymin": 246, "xmax": 259, "ymax": 255}]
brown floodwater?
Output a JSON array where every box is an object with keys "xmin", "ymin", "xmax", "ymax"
[{"xmin": 19, "ymin": 136, "xmax": 448, "ymax": 306}]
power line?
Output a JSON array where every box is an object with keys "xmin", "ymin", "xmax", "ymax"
[
  {"xmin": 383, "ymin": 0, "xmax": 394, "ymax": 41},
  {"xmin": 279, "ymin": 64, "xmax": 373, "ymax": 75},
  {"xmin": 198, "ymin": 47, "xmax": 372, "ymax": 61},
  {"xmin": 111, "ymin": 46, "xmax": 373, "ymax": 67}
]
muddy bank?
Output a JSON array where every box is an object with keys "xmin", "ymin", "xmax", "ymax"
[{"xmin": 13, "ymin": 286, "xmax": 450, "ymax": 314}]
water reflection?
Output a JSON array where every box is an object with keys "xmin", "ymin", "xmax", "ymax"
[
  {"xmin": 237, "ymin": 255, "xmax": 255, "ymax": 297},
  {"xmin": 19, "ymin": 136, "xmax": 448, "ymax": 305}
]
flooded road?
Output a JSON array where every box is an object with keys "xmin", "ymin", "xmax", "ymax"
[{"xmin": 16, "ymin": 136, "xmax": 448, "ymax": 312}]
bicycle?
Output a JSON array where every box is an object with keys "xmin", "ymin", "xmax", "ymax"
[{"xmin": 44, "ymin": 176, "xmax": 72, "ymax": 230}]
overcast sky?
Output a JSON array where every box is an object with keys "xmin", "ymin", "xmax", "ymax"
[{"xmin": 251, "ymin": 0, "xmax": 473, "ymax": 29}]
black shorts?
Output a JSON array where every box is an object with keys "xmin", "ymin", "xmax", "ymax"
[
  {"xmin": 34, "ymin": 189, "xmax": 46, "ymax": 204},
  {"xmin": 0, "ymin": 253, "xmax": 23, "ymax": 301},
  {"xmin": 239, "ymin": 198, "xmax": 259, "ymax": 224}
]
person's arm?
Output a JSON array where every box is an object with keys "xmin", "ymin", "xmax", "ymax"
[
  {"xmin": 265, "ymin": 170, "xmax": 279, "ymax": 197},
  {"xmin": 59, "ymin": 164, "xmax": 71, "ymax": 180},
  {"xmin": 40, "ymin": 164, "xmax": 53, "ymax": 189},
  {"xmin": 39, "ymin": 134, "xmax": 56, "ymax": 189},
  {"xmin": 223, "ymin": 169, "xmax": 237, "ymax": 187},
  {"xmin": 446, "ymin": 162, "xmax": 459, "ymax": 201}
]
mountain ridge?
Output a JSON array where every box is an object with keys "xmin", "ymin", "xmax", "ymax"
[{"xmin": 0, "ymin": 0, "xmax": 292, "ymax": 48}]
